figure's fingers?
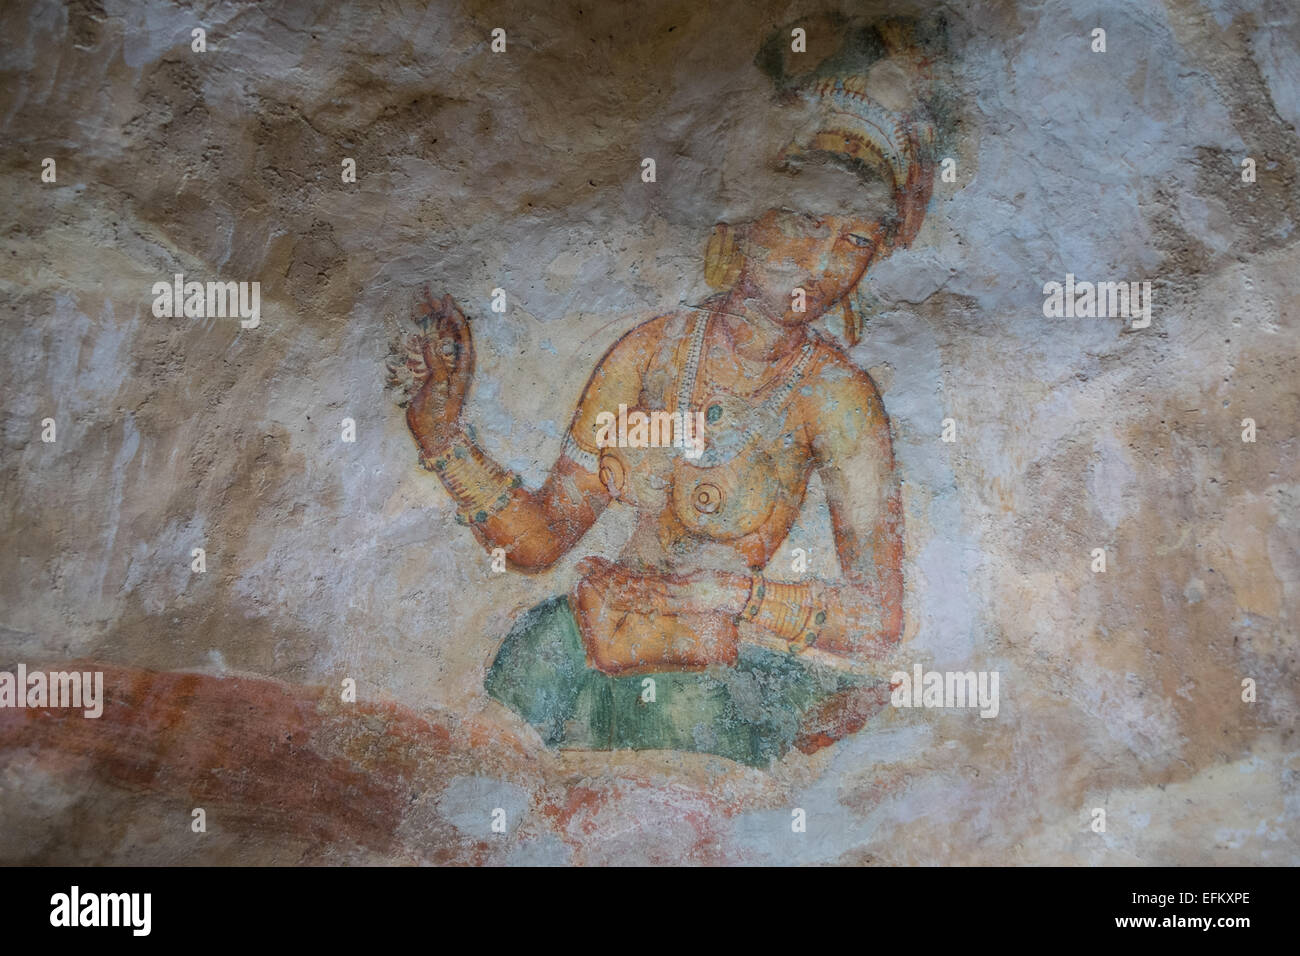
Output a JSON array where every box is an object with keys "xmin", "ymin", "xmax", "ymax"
[
  {"xmin": 623, "ymin": 572, "xmax": 669, "ymax": 609},
  {"xmin": 441, "ymin": 297, "xmax": 472, "ymax": 357},
  {"xmin": 662, "ymin": 578, "xmax": 695, "ymax": 607},
  {"xmin": 411, "ymin": 283, "xmax": 437, "ymax": 327},
  {"xmin": 416, "ymin": 322, "xmax": 450, "ymax": 367},
  {"xmin": 443, "ymin": 314, "xmax": 474, "ymax": 407},
  {"xmin": 403, "ymin": 334, "xmax": 428, "ymax": 368}
]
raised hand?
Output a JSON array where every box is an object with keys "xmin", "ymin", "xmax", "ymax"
[{"xmin": 385, "ymin": 285, "xmax": 475, "ymax": 456}]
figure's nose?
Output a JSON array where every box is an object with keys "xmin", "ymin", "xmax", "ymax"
[{"xmin": 814, "ymin": 232, "xmax": 839, "ymax": 275}]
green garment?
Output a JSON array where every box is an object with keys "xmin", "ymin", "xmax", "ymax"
[{"xmin": 484, "ymin": 595, "xmax": 867, "ymax": 768}]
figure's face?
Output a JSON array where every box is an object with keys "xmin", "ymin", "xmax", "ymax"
[
  {"xmin": 733, "ymin": 148, "xmax": 896, "ymax": 325},
  {"xmin": 740, "ymin": 206, "xmax": 888, "ymax": 325}
]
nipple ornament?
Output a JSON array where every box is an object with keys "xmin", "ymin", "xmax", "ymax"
[{"xmin": 693, "ymin": 482, "xmax": 722, "ymax": 514}]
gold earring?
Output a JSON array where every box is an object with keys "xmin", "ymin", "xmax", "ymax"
[{"xmin": 704, "ymin": 222, "xmax": 745, "ymax": 289}]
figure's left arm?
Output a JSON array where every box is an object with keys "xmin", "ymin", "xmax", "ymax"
[{"xmin": 800, "ymin": 365, "xmax": 904, "ymax": 660}]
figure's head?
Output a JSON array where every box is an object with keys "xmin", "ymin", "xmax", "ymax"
[
  {"xmin": 706, "ymin": 17, "xmax": 948, "ymax": 345},
  {"xmin": 710, "ymin": 207, "xmax": 891, "ymax": 330}
]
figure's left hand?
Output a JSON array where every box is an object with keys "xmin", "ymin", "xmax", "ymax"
[
  {"xmin": 570, "ymin": 557, "xmax": 743, "ymax": 674},
  {"xmin": 575, "ymin": 557, "xmax": 750, "ymax": 617}
]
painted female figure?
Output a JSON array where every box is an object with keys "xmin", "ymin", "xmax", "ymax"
[{"xmin": 388, "ymin": 22, "xmax": 942, "ymax": 768}]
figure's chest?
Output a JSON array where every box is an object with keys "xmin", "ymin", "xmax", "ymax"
[
  {"xmin": 597, "ymin": 315, "xmax": 820, "ymax": 543},
  {"xmin": 598, "ymin": 401, "xmax": 812, "ymax": 540}
]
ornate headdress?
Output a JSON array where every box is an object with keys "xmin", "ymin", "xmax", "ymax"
[
  {"xmin": 782, "ymin": 73, "xmax": 937, "ymax": 250},
  {"xmin": 749, "ymin": 17, "xmax": 949, "ymax": 344}
]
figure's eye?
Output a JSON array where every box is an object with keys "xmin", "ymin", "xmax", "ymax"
[{"xmin": 845, "ymin": 232, "xmax": 875, "ymax": 250}]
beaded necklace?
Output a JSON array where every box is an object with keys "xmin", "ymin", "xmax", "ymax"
[{"xmin": 675, "ymin": 308, "xmax": 816, "ymax": 468}]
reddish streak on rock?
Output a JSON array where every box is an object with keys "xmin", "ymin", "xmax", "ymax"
[{"xmin": 0, "ymin": 661, "xmax": 522, "ymax": 857}]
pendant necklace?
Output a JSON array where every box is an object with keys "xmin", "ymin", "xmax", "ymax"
[{"xmin": 676, "ymin": 306, "xmax": 816, "ymax": 470}]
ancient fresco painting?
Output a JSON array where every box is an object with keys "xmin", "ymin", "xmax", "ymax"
[
  {"xmin": 1, "ymin": 0, "xmax": 1296, "ymax": 868},
  {"xmin": 387, "ymin": 17, "xmax": 951, "ymax": 767}
]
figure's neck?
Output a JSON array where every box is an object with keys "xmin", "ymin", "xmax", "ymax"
[{"xmin": 713, "ymin": 282, "xmax": 807, "ymax": 363}]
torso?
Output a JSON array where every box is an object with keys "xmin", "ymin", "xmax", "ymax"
[{"xmin": 597, "ymin": 309, "xmax": 831, "ymax": 573}]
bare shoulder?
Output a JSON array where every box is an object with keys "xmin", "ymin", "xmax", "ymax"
[
  {"xmin": 581, "ymin": 311, "xmax": 684, "ymax": 381},
  {"xmin": 569, "ymin": 310, "xmax": 692, "ymax": 443},
  {"xmin": 803, "ymin": 333, "xmax": 890, "ymax": 424},
  {"xmin": 799, "ymin": 332, "xmax": 893, "ymax": 458}
]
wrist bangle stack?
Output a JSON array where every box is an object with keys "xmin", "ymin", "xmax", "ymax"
[
  {"xmin": 741, "ymin": 577, "xmax": 828, "ymax": 655},
  {"xmin": 419, "ymin": 437, "xmax": 521, "ymax": 525},
  {"xmin": 739, "ymin": 575, "xmax": 766, "ymax": 620}
]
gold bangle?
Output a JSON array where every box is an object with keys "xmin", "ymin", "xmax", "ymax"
[
  {"xmin": 739, "ymin": 575, "xmax": 766, "ymax": 621},
  {"xmin": 761, "ymin": 581, "xmax": 804, "ymax": 641},
  {"xmin": 786, "ymin": 604, "xmax": 828, "ymax": 654},
  {"xmin": 422, "ymin": 440, "xmax": 520, "ymax": 525},
  {"xmin": 753, "ymin": 580, "xmax": 828, "ymax": 653}
]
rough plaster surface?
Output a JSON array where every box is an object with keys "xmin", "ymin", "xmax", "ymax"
[{"xmin": 0, "ymin": 0, "xmax": 1296, "ymax": 864}]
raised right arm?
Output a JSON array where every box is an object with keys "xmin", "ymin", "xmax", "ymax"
[{"xmin": 391, "ymin": 291, "xmax": 656, "ymax": 571}]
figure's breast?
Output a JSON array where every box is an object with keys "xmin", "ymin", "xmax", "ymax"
[
  {"xmin": 594, "ymin": 312, "xmax": 822, "ymax": 548},
  {"xmin": 669, "ymin": 387, "xmax": 812, "ymax": 540},
  {"xmin": 597, "ymin": 393, "xmax": 812, "ymax": 543}
]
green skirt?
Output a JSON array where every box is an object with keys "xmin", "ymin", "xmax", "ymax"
[{"xmin": 484, "ymin": 595, "xmax": 866, "ymax": 768}]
